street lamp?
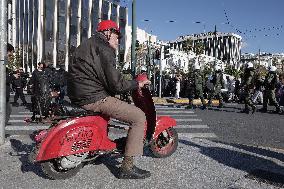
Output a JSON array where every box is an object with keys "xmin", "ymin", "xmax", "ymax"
[
  {"xmin": 142, "ymin": 19, "xmax": 152, "ymax": 76},
  {"xmin": 131, "ymin": 0, "xmax": 137, "ymax": 77}
]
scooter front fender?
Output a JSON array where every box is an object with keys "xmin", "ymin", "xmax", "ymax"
[
  {"xmin": 153, "ymin": 116, "xmax": 177, "ymax": 138},
  {"xmin": 36, "ymin": 116, "xmax": 116, "ymax": 162}
]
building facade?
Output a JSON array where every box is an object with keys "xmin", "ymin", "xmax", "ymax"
[
  {"xmin": 7, "ymin": 0, "xmax": 127, "ymax": 72},
  {"xmin": 169, "ymin": 32, "xmax": 242, "ymax": 68}
]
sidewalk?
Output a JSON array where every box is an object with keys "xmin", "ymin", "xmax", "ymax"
[
  {"xmin": 152, "ymin": 97, "xmax": 220, "ymax": 105},
  {"xmin": 0, "ymin": 135, "xmax": 283, "ymax": 188}
]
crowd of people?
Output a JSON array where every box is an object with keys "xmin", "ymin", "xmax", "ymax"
[
  {"xmin": 6, "ymin": 55, "xmax": 68, "ymax": 122},
  {"xmin": 151, "ymin": 62, "xmax": 284, "ymax": 114}
]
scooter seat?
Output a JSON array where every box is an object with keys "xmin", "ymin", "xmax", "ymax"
[{"xmin": 54, "ymin": 103, "xmax": 100, "ymax": 117}]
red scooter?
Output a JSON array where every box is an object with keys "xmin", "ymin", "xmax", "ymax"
[{"xmin": 29, "ymin": 74, "xmax": 178, "ymax": 180}]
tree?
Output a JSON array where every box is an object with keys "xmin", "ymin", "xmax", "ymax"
[
  {"xmin": 183, "ymin": 39, "xmax": 204, "ymax": 55},
  {"xmin": 7, "ymin": 48, "xmax": 22, "ymax": 70},
  {"xmin": 224, "ymin": 65, "xmax": 243, "ymax": 79}
]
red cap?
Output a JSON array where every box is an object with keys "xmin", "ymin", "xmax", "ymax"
[
  {"xmin": 136, "ymin": 73, "xmax": 148, "ymax": 82},
  {"xmin": 97, "ymin": 20, "xmax": 120, "ymax": 35}
]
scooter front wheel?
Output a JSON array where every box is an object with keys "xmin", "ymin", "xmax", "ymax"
[
  {"xmin": 150, "ymin": 127, "xmax": 178, "ymax": 158},
  {"xmin": 41, "ymin": 159, "xmax": 83, "ymax": 180}
]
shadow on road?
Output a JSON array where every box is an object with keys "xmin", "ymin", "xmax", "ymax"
[
  {"xmin": 9, "ymin": 139, "xmax": 47, "ymax": 179},
  {"xmin": 92, "ymin": 155, "xmax": 121, "ymax": 178},
  {"xmin": 179, "ymin": 139, "xmax": 284, "ymax": 187},
  {"xmin": 212, "ymin": 140, "xmax": 284, "ymax": 163}
]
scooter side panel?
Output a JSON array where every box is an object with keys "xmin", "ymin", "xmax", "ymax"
[
  {"xmin": 36, "ymin": 116, "xmax": 115, "ymax": 161},
  {"xmin": 153, "ymin": 116, "xmax": 177, "ymax": 138}
]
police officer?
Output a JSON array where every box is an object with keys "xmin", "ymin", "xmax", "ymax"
[
  {"xmin": 240, "ymin": 62, "xmax": 256, "ymax": 114},
  {"xmin": 189, "ymin": 64, "xmax": 206, "ymax": 109},
  {"xmin": 260, "ymin": 66, "xmax": 281, "ymax": 113},
  {"xmin": 208, "ymin": 65, "xmax": 225, "ymax": 108}
]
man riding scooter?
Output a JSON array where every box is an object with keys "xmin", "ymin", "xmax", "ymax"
[{"xmin": 67, "ymin": 20, "xmax": 151, "ymax": 179}]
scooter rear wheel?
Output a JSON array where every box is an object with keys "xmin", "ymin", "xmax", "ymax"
[
  {"xmin": 150, "ymin": 127, "xmax": 178, "ymax": 158},
  {"xmin": 41, "ymin": 159, "xmax": 83, "ymax": 180}
]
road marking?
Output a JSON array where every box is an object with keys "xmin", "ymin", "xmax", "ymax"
[
  {"xmin": 8, "ymin": 120, "xmax": 26, "ymax": 123},
  {"xmin": 10, "ymin": 115, "xmax": 32, "ymax": 118},
  {"xmin": 177, "ymin": 124, "xmax": 209, "ymax": 129},
  {"xmin": 18, "ymin": 111, "xmax": 33, "ymax": 114},
  {"xmin": 157, "ymin": 110, "xmax": 194, "ymax": 114},
  {"xmin": 158, "ymin": 114, "xmax": 197, "ymax": 117},
  {"xmin": 5, "ymin": 126, "xmax": 49, "ymax": 130},
  {"xmin": 175, "ymin": 118, "xmax": 202, "ymax": 122},
  {"xmin": 155, "ymin": 107, "xmax": 185, "ymax": 110},
  {"xmin": 178, "ymin": 133, "xmax": 217, "ymax": 138}
]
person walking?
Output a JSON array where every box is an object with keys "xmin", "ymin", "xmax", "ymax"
[
  {"xmin": 68, "ymin": 20, "xmax": 151, "ymax": 179},
  {"xmin": 251, "ymin": 74, "xmax": 264, "ymax": 105},
  {"xmin": 260, "ymin": 66, "xmax": 281, "ymax": 113},
  {"xmin": 175, "ymin": 75, "xmax": 181, "ymax": 98},
  {"xmin": 277, "ymin": 73, "xmax": 284, "ymax": 107},
  {"xmin": 189, "ymin": 65, "xmax": 206, "ymax": 109},
  {"xmin": 240, "ymin": 62, "xmax": 256, "ymax": 114},
  {"xmin": 208, "ymin": 65, "xmax": 225, "ymax": 108}
]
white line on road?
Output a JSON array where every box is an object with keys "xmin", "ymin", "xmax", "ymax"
[
  {"xmin": 8, "ymin": 120, "xmax": 26, "ymax": 123},
  {"xmin": 178, "ymin": 133, "xmax": 217, "ymax": 138},
  {"xmin": 10, "ymin": 115, "xmax": 32, "ymax": 118},
  {"xmin": 155, "ymin": 107, "xmax": 185, "ymax": 110},
  {"xmin": 157, "ymin": 111, "xmax": 194, "ymax": 114},
  {"xmin": 18, "ymin": 112, "xmax": 33, "ymax": 114},
  {"xmin": 177, "ymin": 125, "xmax": 209, "ymax": 129},
  {"xmin": 175, "ymin": 118, "xmax": 202, "ymax": 122},
  {"xmin": 5, "ymin": 126, "xmax": 49, "ymax": 130},
  {"xmin": 158, "ymin": 114, "xmax": 197, "ymax": 117}
]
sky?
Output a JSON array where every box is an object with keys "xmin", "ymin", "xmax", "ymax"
[{"xmin": 122, "ymin": 0, "xmax": 284, "ymax": 54}]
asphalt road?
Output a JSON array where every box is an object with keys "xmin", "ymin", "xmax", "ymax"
[
  {"xmin": 1, "ymin": 95, "xmax": 284, "ymax": 188},
  {"xmin": 193, "ymin": 103, "xmax": 284, "ymax": 150}
]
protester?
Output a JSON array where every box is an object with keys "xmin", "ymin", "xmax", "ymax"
[
  {"xmin": 277, "ymin": 73, "xmax": 284, "ymax": 106},
  {"xmin": 240, "ymin": 62, "xmax": 256, "ymax": 114},
  {"xmin": 208, "ymin": 65, "xmax": 224, "ymax": 108},
  {"xmin": 260, "ymin": 66, "xmax": 281, "ymax": 113}
]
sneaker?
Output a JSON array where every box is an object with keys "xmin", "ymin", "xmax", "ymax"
[{"xmin": 118, "ymin": 166, "xmax": 151, "ymax": 179}]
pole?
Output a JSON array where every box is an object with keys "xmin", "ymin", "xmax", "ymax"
[
  {"xmin": 0, "ymin": 0, "xmax": 8, "ymax": 145},
  {"xmin": 159, "ymin": 45, "xmax": 164, "ymax": 98},
  {"xmin": 131, "ymin": 0, "xmax": 136, "ymax": 77},
  {"xmin": 258, "ymin": 48, "xmax": 260, "ymax": 65}
]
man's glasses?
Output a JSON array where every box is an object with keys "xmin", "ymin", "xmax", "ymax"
[{"xmin": 110, "ymin": 28, "xmax": 121, "ymax": 39}]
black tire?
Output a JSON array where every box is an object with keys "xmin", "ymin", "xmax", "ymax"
[
  {"xmin": 41, "ymin": 159, "xmax": 83, "ymax": 180},
  {"xmin": 149, "ymin": 128, "xmax": 178, "ymax": 158}
]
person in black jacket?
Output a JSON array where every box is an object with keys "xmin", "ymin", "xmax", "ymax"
[
  {"xmin": 68, "ymin": 20, "xmax": 151, "ymax": 179},
  {"xmin": 11, "ymin": 70, "xmax": 27, "ymax": 106}
]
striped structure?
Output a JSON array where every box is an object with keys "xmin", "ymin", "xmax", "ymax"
[
  {"xmin": 169, "ymin": 32, "xmax": 242, "ymax": 66},
  {"xmin": 7, "ymin": 0, "xmax": 127, "ymax": 73}
]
